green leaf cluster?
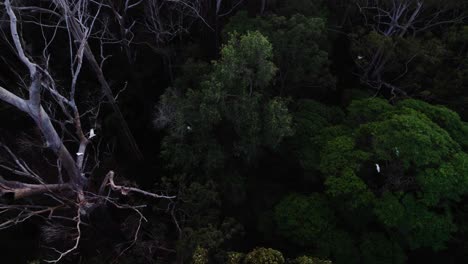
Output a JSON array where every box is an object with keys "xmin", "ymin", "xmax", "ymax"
[
  {"xmin": 225, "ymin": 12, "xmax": 335, "ymax": 95},
  {"xmin": 283, "ymin": 97, "xmax": 468, "ymax": 262}
]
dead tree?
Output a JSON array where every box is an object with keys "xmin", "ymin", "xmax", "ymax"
[
  {"xmin": 352, "ymin": 0, "xmax": 466, "ymax": 96},
  {"xmin": 0, "ymin": 0, "xmax": 237, "ymax": 261},
  {"xmin": 53, "ymin": 0, "xmax": 145, "ymax": 161},
  {"xmin": 0, "ymin": 0, "xmax": 174, "ymax": 262}
]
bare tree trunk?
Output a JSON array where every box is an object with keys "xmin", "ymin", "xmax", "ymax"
[
  {"xmin": 2, "ymin": 0, "xmax": 84, "ymax": 190},
  {"xmin": 82, "ymin": 44, "xmax": 143, "ymax": 161},
  {"xmin": 55, "ymin": 0, "xmax": 143, "ymax": 161},
  {"xmin": 0, "ymin": 1, "xmax": 176, "ymax": 261},
  {"xmin": 0, "ymin": 178, "xmax": 70, "ymax": 199}
]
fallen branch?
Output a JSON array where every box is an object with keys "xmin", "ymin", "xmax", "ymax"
[{"xmin": 105, "ymin": 171, "xmax": 176, "ymax": 199}]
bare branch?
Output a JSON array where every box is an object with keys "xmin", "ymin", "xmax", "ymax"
[
  {"xmin": 0, "ymin": 177, "xmax": 70, "ymax": 200},
  {"xmin": 44, "ymin": 207, "xmax": 82, "ymax": 263},
  {"xmin": 106, "ymin": 171, "xmax": 176, "ymax": 199},
  {"xmin": 0, "ymin": 85, "xmax": 29, "ymax": 112}
]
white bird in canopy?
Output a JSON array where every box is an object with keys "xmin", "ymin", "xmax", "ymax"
[{"xmin": 89, "ymin": 128, "xmax": 96, "ymax": 139}]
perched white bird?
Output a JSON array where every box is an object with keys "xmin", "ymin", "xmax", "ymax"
[
  {"xmin": 395, "ymin": 147, "xmax": 400, "ymax": 157},
  {"xmin": 76, "ymin": 152, "xmax": 84, "ymax": 156},
  {"xmin": 187, "ymin": 125, "xmax": 192, "ymax": 131},
  {"xmin": 89, "ymin": 128, "xmax": 96, "ymax": 139},
  {"xmin": 357, "ymin": 55, "xmax": 364, "ymax": 60},
  {"xmin": 375, "ymin": 163, "xmax": 381, "ymax": 173}
]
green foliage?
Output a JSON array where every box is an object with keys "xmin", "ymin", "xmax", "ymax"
[
  {"xmin": 292, "ymin": 100, "xmax": 345, "ymax": 173},
  {"xmin": 373, "ymin": 192, "xmax": 405, "ymax": 227},
  {"xmin": 244, "ymin": 247, "xmax": 285, "ymax": 264},
  {"xmin": 225, "ymin": 12, "xmax": 335, "ymax": 95},
  {"xmin": 225, "ymin": 250, "xmax": 331, "ymax": 264},
  {"xmin": 179, "ymin": 218, "xmax": 244, "ymax": 263},
  {"xmin": 294, "ymin": 100, "xmax": 344, "ymax": 140},
  {"xmin": 159, "ymin": 31, "xmax": 293, "ymax": 171},
  {"xmin": 215, "ymin": 31, "xmax": 277, "ymax": 91},
  {"xmin": 159, "ymin": 31, "xmax": 293, "ymax": 262},
  {"xmin": 373, "ymin": 193, "xmax": 458, "ymax": 250},
  {"xmin": 398, "ymin": 195, "xmax": 456, "ymax": 250},
  {"xmin": 397, "ymin": 99, "xmax": 468, "ymax": 149},
  {"xmin": 419, "ymin": 153, "xmax": 468, "ymax": 206},
  {"xmin": 319, "ymin": 136, "xmax": 369, "ymax": 175},
  {"xmin": 151, "ymin": 2, "xmax": 468, "ymax": 263},
  {"xmin": 350, "ymin": 26, "xmax": 451, "ymax": 94},
  {"xmin": 192, "ymin": 247, "xmax": 209, "ymax": 264},
  {"xmin": 359, "ymin": 233, "xmax": 406, "ymax": 264},
  {"xmin": 226, "ymin": 252, "xmax": 245, "ymax": 264},
  {"xmin": 425, "ymin": 25, "xmax": 468, "ymax": 117},
  {"xmin": 292, "ymin": 256, "xmax": 332, "ymax": 264},
  {"xmin": 348, "ymin": 1, "xmax": 468, "ymax": 115},
  {"xmin": 162, "ymin": 177, "xmax": 221, "ymax": 228},
  {"xmin": 274, "ymin": 193, "xmax": 335, "ymax": 246},
  {"xmin": 359, "ymin": 108, "xmax": 459, "ymax": 169},
  {"xmin": 10, "ymin": 0, "xmax": 468, "ymax": 262},
  {"xmin": 263, "ymin": 97, "xmax": 294, "ymax": 147},
  {"xmin": 293, "ymin": 97, "xmax": 468, "ymax": 261},
  {"xmin": 346, "ymin": 98, "xmax": 393, "ymax": 125},
  {"xmin": 324, "ymin": 168, "xmax": 375, "ymax": 209},
  {"xmin": 330, "ymin": 99, "xmax": 466, "ymax": 248}
]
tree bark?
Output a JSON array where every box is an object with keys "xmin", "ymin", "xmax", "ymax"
[{"xmin": 55, "ymin": 0, "xmax": 143, "ymax": 161}]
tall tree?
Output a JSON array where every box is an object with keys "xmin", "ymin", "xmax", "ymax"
[{"xmin": 0, "ymin": 1, "xmax": 174, "ymax": 261}]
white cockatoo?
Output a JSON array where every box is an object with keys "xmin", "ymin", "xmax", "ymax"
[{"xmin": 89, "ymin": 128, "xmax": 96, "ymax": 139}]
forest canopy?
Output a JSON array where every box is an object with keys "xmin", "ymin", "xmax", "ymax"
[{"xmin": 0, "ymin": 0, "xmax": 467, "ymax": 263}]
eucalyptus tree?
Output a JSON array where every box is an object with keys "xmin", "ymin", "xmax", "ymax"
[{"xmin": 0, "ymin": 0, "xmax": 176, "ymax": 261}]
